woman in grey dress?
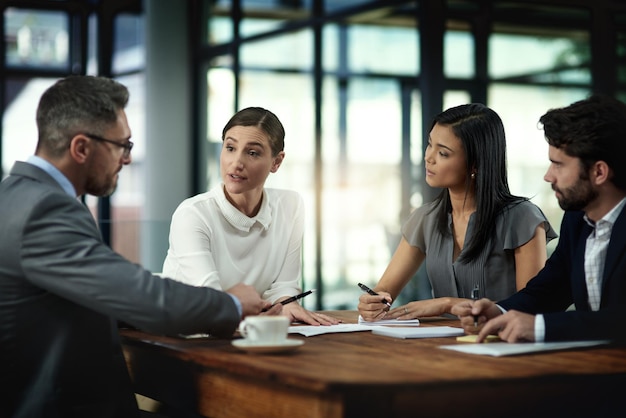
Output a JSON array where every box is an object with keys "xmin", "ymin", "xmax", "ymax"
[{"xmin": 358, "ymin": 103, "xmax": 557, "ymax": 321}]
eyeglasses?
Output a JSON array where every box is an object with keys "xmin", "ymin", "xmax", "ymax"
[{"xmin": 85, "ymin": 133, "xmax": 134, "ymax": 158}]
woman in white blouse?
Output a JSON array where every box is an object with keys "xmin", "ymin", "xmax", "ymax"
[{"xmin": 163, "ymin": 107, "xmax": 338, "ymax": 325}]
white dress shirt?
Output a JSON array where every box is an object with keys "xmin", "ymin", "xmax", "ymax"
[{"xmin": 162, "ymin": 185, "xmax": 304, "ymax": 303}]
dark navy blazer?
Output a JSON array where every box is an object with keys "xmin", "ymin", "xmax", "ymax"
[{"xmin": 499, "ymin": 209, "xmax": 626, "ymax": 342}]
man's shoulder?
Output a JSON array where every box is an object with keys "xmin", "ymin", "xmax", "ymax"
[{"xmin": 2, "ymin": 161, "xmax": 62, "ymax": 193}]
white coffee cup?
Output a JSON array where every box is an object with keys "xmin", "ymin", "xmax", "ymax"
[{"xmin": 240, "ymin": 316, "xmax": 289, "ymax": 344}]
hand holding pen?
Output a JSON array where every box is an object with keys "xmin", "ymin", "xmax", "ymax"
[
  {"xmin": 471, "ymin": 285, "xmax": 480, "ymax": 327},
  {"xmin": 358, "ymin": 283, "xmax": 392, "ymax": 308}
]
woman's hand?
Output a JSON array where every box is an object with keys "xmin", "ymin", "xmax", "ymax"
[
  {"xmin": 357, "ymin": 291, "xmax": 392, "ymax": 321},
  {"xmin": 384, "ymin": 297, "xmax": 458, "ymax": 320},
  {"xmin": 281, "ymin": 302, "xmax": 341, "ymax": 325}
]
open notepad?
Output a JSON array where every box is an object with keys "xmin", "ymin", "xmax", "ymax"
[{"xmin": 372, "ymin": 326, "xmax": 465, "ymax": 339}]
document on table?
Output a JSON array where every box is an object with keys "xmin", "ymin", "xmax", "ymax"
[
  {"xmin": 371, "ymin": 326, "xmax": 464, "ymax": 339},
  {"xmin": 440, "ymin": 340, "xmax": 611, "ymax": 357},
  {"xmin": 289, "ymin": 323, "xmax": 373, "ymax": 337},
  {"xmin": 357, "ymin": 315, "xmax": 421, "ymax": 326}
]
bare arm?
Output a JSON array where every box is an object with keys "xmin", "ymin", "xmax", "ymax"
[
  {"xmin": 376, "ymin": 238, "xmax": 425, "ymax": 296},
  {"xmin": 358, "ymin": 238, "xmax": 425, "ymax": 321},
  {"xmin": 514, "ymin": 224, "xmax": 548, "ymax": 290}
]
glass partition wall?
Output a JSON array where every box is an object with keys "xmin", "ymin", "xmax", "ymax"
[
  {"xmin": 2, "ymin": 0, "xmax": 625, "ymax": 310},
  {"xmin": 1, "ymin": 0, "xmax": 145, "ymax": 264},
  {"xmin": 201, "ymin": 0, "xmax": 624, "ymax": 309}
]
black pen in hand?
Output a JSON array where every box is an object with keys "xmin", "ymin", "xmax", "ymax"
[
  {"xmin": 262, "ymin": 289, "xmax": 315, "ymax": 312},
  {"xmin": 471, "ymin": 285, "xmax": 480, "ymax": 327},
  {"xmin": 357, "ymin": 283, "xmax": 392, "ymax": 308}
]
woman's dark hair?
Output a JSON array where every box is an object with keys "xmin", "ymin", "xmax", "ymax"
[
  {"xmin": 222, "ymin": 107, "xmax": 285, "ymax": 156},
  {"xmin": 430, "ymin": 103, "xmax": 525, "ymax": 262},
  {"xmin": 539, "ymin": 94, "xmax": 626, "ymax": 192}
]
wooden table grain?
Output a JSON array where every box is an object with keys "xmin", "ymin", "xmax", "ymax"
[{"xmin": 121, "ymin": 311, "xmax": 626, "ymax": 418}]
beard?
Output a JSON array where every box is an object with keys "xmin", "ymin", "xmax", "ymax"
[
  {"xmin": 85, "ymin": 172, "xmax": 118, "ymax": 197},
  {"xmin": 553, "ymin": 175, "xmax": 597, "ymax": 211}
]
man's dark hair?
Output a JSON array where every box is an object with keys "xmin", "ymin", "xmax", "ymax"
[{"xmin": 539, "ymin": 95, "xmax": 626, "ymax": 191}]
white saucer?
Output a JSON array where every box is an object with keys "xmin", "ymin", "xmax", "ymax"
[{"xmin": 232, "ymin": 338, "xmax": 304, "ymax": 354}]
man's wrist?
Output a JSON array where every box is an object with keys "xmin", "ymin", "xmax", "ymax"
[
  {"xmin": 228, "ymin": 293, "xmax": 243, "ymax": 318},
  {"xmin": 534, "ymin": 314, "xmax": 545, "ymax": 342}
]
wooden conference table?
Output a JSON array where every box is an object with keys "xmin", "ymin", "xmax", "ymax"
[{"xmin": 121, "ymin": 311, "xmax": 626, "ymax": 418}]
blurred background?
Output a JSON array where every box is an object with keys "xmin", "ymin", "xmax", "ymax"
[{"xmin": 2, "ymin": 0, "xmax": 625, "ymax": 310}]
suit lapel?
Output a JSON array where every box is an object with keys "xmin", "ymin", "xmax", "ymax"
[
  {"xmin": 572, "ymin": 219, "xmax": 592, "ymax": 308},
  {"xmin": 602, "ymin": 206, "xmax": 626, "ymax": 294}
]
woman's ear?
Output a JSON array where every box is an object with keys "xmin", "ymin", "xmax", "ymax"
[{"xmin": 271, "ymin": 151, "xmax": 285, "ymax": 173}]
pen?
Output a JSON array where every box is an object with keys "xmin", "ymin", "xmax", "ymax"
[
  {"xmin": 263, "ymin": 289, "xmax": 316, "ymax": 312},
  {"xmin": 280, "ymin": 289, "xmax": 315, "ymax": 306},
  {"xmin": 471, "ymin": 285, "xmax": 480, "ymax": 327},
  {"xmin": 357, "ymin": 283, "xmax": 392, "ymax": 308}
]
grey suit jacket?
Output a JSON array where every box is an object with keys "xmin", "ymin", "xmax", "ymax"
[{"xmin": 0, "ymin": 161, "xmax": 240, "ymax": 417}]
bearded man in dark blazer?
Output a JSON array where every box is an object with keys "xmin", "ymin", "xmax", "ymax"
[{"xmin": 453, "ymin": 95, "xmax": 626, "ymax": 344}]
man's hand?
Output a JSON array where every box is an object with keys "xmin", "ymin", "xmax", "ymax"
[
  {"xmin": 478, "ymin": 310, "xmax": 536, "ymax": 343},
  {"xmin": 451, "ymin": 298, "xmax": 502, "ymax": 337},
  {"xmin": 226, "ymin": 284, "xmax": 271, "ymax": 317}
]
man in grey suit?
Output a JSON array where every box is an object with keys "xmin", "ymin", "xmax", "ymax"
[{"xmin": 0, "ymin": 75, "xmax": 276, "ymax": 417}]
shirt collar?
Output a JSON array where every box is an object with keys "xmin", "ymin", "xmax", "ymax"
[
  {"xmin": 583, "ymin": 197, "xmax": 626, "ymax": 234},
  {"xmin": 27, "ymin": 155, "xmax": 77, "ymax": 197},
  {"xmin": 216, "ymin": 184, "xmax": 272, "ymax": 232}
]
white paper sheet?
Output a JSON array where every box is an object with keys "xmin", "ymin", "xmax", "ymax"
[
  {"xmin": 357, "ymin": 315, "xmax": 420, "ymax": 326},
  {"xmin": 440, "ymin": 340, "xmax": 611, "ymax": 356},
  {"xmin": 288, "ymin": 323, "xmax": 373, "ymax": 337},
  {"xmin": 371, "ymin": 326, "xmax": 465, "ymax": 339}
]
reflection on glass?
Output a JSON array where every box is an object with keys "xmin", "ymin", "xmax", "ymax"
[
  {"xmin": 328, "ymin": 77, "xmax": 406, "ymax": 308},
  {"xmin": 241, "ymin": 25, "xmax": 312, "ymax": 69},
  {"xmin": 2, "ymin": 78, "xmax": 55, "ymax": 175},
  {"xmin": 349, "ymin": 24, "xmax": 418, "ymax": 75},
  {"xmin": 445, "ymin": 31, "xmax": 474, "ymax": 79},
  {"xmin": 489, "ymin": 30, "xmax": 590, "ymax": 83},
  {"xmin": 4, "ymin": 8, "xmax": 69, "ymax": 70},
  {"xmin": 113, "ymin": 14, "xmax": 145, "ymax": 74},
  {"xmin": 208, "ymin": 16, "xmax": 233, "ymax": 45},
  {"xmin": 488, "ymin": 84, "xmax": 589, "ymax": 250}
]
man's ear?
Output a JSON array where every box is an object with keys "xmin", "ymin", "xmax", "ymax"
[
  {"xmin": 68, "ymin": 134, "xmax": 91, "ymax": 163},
  {"xmin": 591, "ymin": 160, "xmax": 611, "ymax": 186},
  {"xmin": 270, "ymin": 151, "xmax": 285, "ymax": 173}
]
